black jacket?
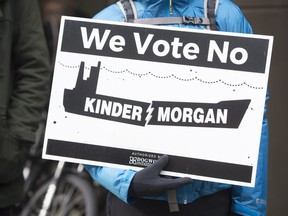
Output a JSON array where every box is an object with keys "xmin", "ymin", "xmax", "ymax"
[{"xmin": 0, "ymin": 0, "xmax": 50, "ymax": 207}]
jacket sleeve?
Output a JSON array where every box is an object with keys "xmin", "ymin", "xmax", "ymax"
[
  {"xmin": 7, "ymin": 0, "xmax": 50, "ymax": 142},
  {"xmin": 84, "ymin": 165, "xmax": 136, "ymax": 203},
  {"xmin": 92, "ymin": 4, "xmax": 125, "ymax": 21},
  {"xmin": 217, "ymin": 1, "xmax": 253, "ymax": 34},
  {"xmin": 217, "ymin": 2, "xmax": 268, "ymax": 215}
]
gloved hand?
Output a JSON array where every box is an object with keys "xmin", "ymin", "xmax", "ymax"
[{"xmin": 128, "ymin": 155, "xmax": 193, "ymax": 198}]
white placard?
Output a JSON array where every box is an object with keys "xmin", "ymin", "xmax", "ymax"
[{"xmin": 43, "ymin": 16, "xmax": 273, "ymax": 187}]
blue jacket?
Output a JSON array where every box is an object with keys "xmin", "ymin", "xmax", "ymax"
[{"xmin": 85, "ymin": 0, "xmax": 268, "ymax": 215}]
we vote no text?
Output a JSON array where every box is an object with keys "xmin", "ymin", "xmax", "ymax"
[{"xmin": 80, "ymin": 27, "xmax": 248, "ymax": 65}]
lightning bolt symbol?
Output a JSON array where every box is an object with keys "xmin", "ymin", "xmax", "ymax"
[{"xmin": 145, "ymin": 103, "xmax": 154, "ymax": 126}]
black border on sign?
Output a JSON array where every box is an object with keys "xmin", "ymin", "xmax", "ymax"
[{"xmin": 47, "ymin": 139, "xmax": 252, "ymax": 183}]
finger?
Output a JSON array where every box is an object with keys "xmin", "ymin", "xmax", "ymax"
[{"xmin": 147, "ymin": 155, "xmax": 169, "ymax": 174}]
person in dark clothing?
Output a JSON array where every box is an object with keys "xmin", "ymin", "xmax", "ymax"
[{"xmin": 0, "ymin": 0, "xmax": 50, "ymax": 215}]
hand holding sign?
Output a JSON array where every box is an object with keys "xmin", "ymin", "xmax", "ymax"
[{"xmin": 128, "ymin": 155, "xmax": 192, "ymax": 198}]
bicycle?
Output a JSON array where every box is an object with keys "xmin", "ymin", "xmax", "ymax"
[{"xmin": 19, "ymin": 113, "xmax": 107, "ymax": 216}]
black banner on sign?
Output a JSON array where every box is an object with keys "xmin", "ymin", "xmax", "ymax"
[
  {"xmin": 63, "ymin": 62, "xmax": 250, "ymax": 128},
  {"xmin": 47, "ymin": 139, "xmax": 253, "ymax": 183},
  {"xmin": 61, "ymin": 19, "xmax": 269, "ymax": 73}
]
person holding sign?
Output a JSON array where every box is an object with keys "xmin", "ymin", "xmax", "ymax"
[{"xmin": 84, "ymin": 0, "xmax": 269, "ymax": 215}]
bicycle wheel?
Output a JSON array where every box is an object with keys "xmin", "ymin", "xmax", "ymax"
[{"xmin": 20, "ymin": 173, "xmax": 98, "ymax": 216}]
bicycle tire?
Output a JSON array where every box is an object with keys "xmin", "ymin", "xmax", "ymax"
[{"xmin": 20, "ymin": 173, "xmax": 98, "ymax": 216}]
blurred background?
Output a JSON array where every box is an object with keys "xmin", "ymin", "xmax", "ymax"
[{"xmin": 38, "ymin": 0, "xmax": 288, "ymax": 215}]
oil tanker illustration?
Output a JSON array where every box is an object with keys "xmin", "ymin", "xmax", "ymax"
[{"xmin": 63, "ymin": 61, "xmax": 251, "ymax": 128}]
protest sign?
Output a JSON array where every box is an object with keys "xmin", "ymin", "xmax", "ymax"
[{"xmin": 43, "ymin": 16, "xmax": 273, "ymax": 186}]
